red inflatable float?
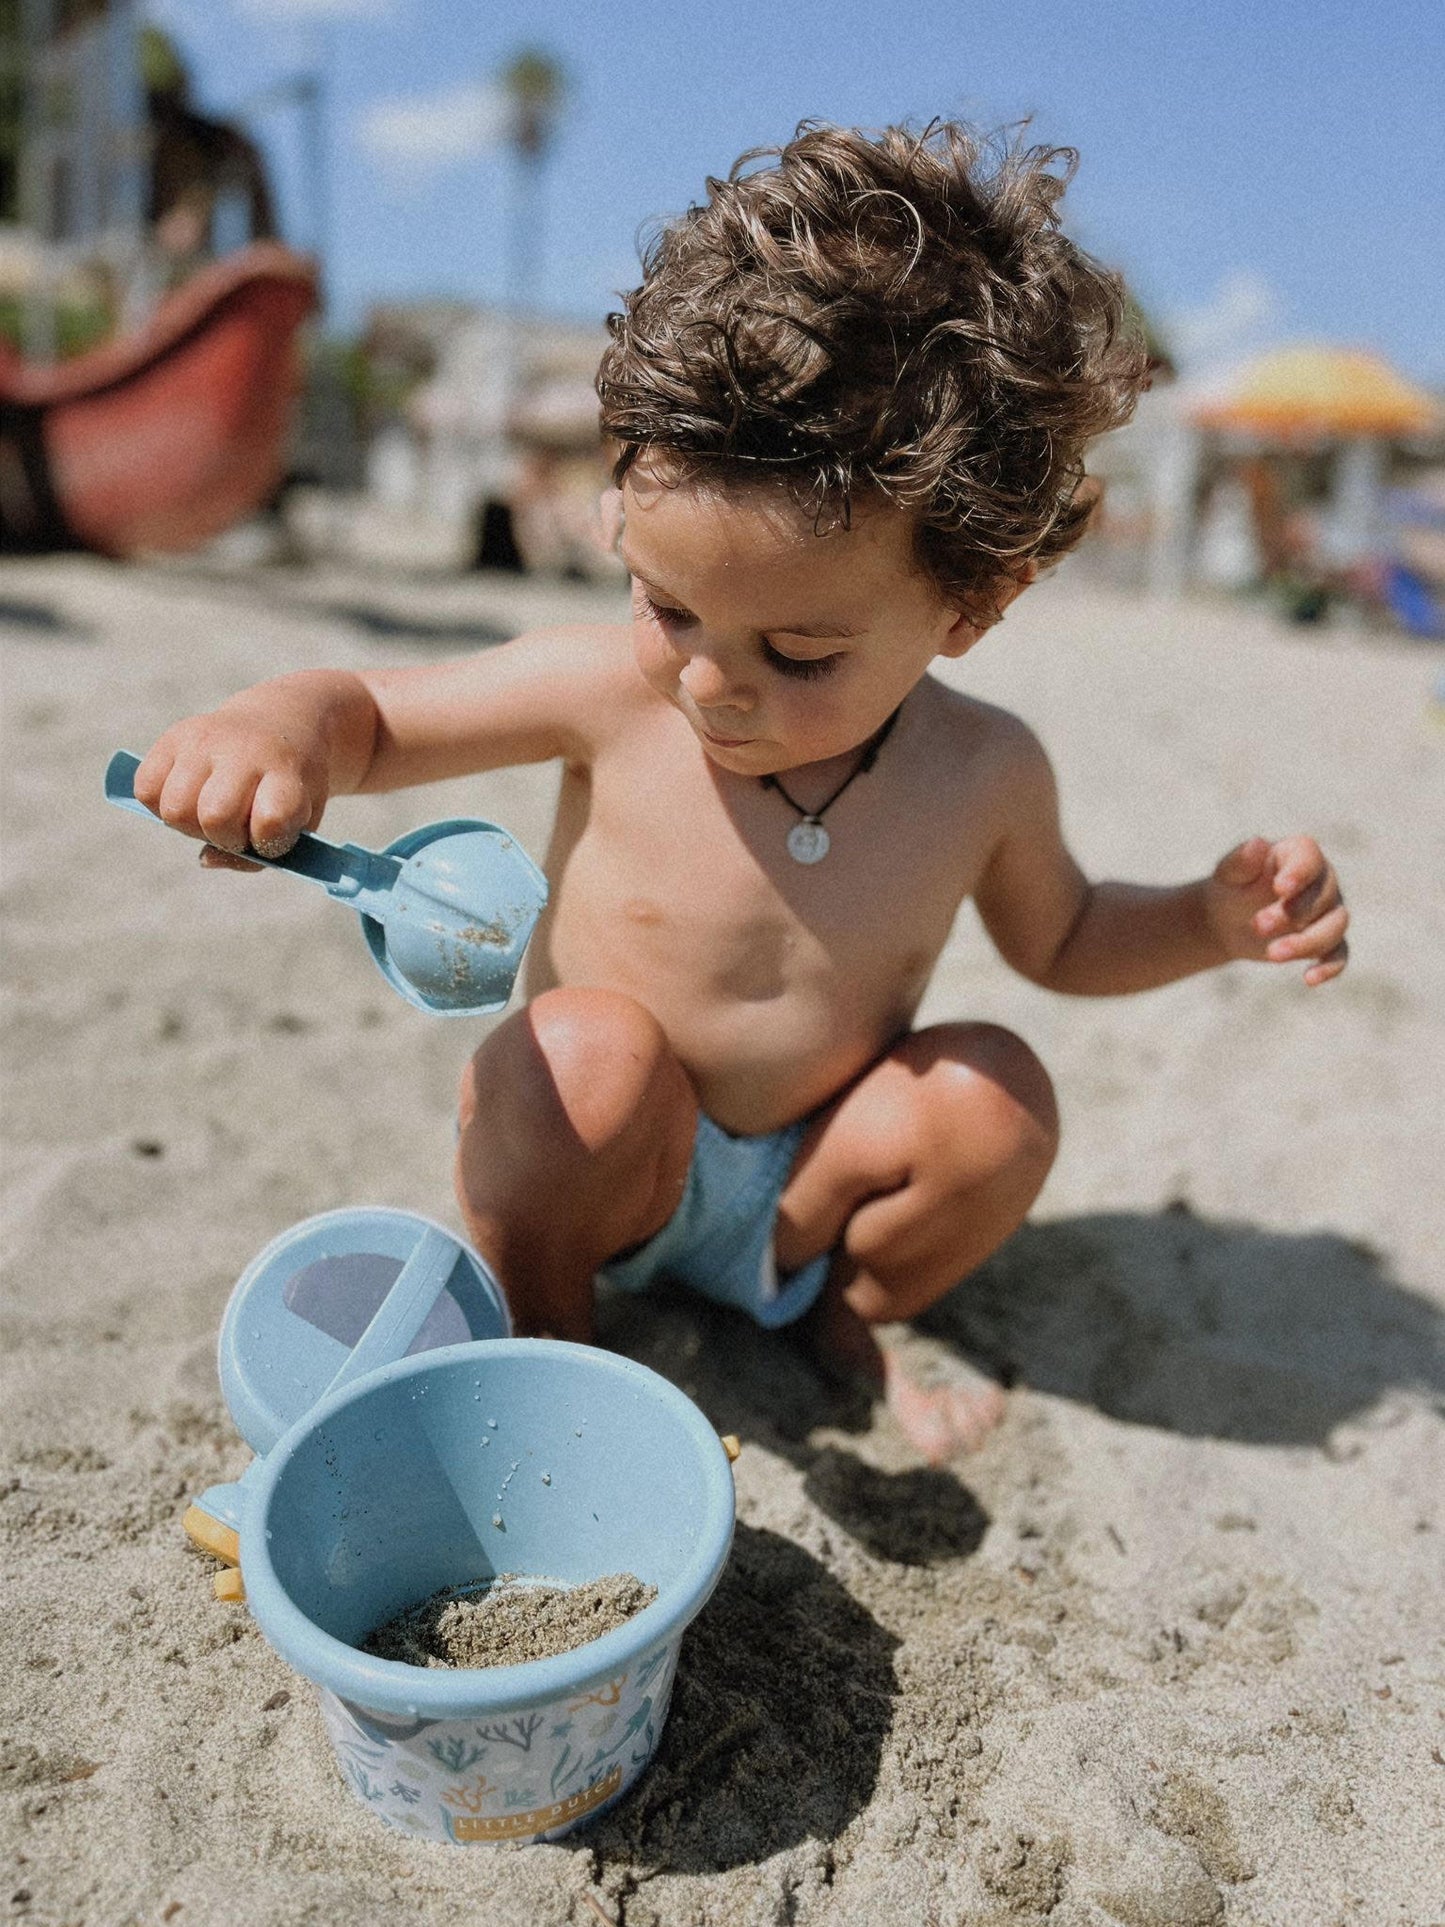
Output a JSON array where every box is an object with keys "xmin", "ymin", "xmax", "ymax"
[{"xmin": 0, "ymin": 241, "xmax": 317, "ymax": 557}]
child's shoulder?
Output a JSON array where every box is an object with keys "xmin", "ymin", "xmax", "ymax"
[
  {"xmin": 915, "ymin": 674, "xmax": 1056, "ymax": 834},
  {"xmin": 919, "ymin": 673, "xmax": 1049, "ymax": 775}
]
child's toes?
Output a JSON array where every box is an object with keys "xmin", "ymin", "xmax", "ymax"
[{"xmin": 882, "ymin": 1350, "xmax": 1008, "ymax": 1462}]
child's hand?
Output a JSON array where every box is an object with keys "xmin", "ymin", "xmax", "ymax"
[
  {"xmin": 133, "ymin": 711, "xmax": 332, "ymax": 872},
  {"xmin": 1205, "ymin": 836, "xmax": 1349, "ymax": 985}
]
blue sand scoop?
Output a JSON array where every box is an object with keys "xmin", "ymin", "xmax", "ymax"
[{"xmin": 105, "ymin": 749, "xmax": 547, "ymax": 1016}]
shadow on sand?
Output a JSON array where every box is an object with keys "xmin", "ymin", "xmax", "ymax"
[
  {"xmin": 609, "ymin": 1204, "xmax": 1443, "ymax": 1455},
  {"xmin": 325, "ymin": 601, "xmax": 515, "ymax": 650},
  {"xmin": 915, "ymin": 1205, "xmax": 1444, "ymax": 1446},
  {"xmin": 0, "ymin": 595, "xmax": 92, "ymax": 639},
  {"xmin": 585, "ymin": 1521, "xmax": 899, "ymax": 1875},
  {"xmin": 600, "ymin": 1285, "xmax": 991, "ymax": 1571},
  {"xmin": 582, "ymin": 1204, "xmax": 1441, "ymax": 1871}
]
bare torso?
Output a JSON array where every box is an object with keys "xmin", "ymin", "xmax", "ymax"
[{"xmin": 523, "ymin": 626, "xmax": 1017, "ymax": 1134}]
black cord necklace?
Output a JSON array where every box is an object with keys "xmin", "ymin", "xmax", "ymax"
[{"xmin": 760, "ymin": 703, "xmax": 903, "ymax": 864}]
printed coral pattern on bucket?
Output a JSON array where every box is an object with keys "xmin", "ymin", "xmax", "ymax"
[{"xmin": 319, "ymin": 1642, "xmax": 679, "ymax": 1844}]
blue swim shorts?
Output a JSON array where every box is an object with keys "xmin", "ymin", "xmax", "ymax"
[{"xmin": 597, "ymin": 1112, "xmax": 832, "ymax": 1329}]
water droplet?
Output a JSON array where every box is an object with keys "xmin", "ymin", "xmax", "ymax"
[
  {"xmin": 574, "ymin": 1428, "xmax": 583, "ymax": 1438},
  {"xmin": 541, "ymin": 1472, "xmax": 551, "ymax": 1486},
  {"xmin": 487, "ymin": 1417, "xmax": 498, "ymax": 1429},
  {"xmin": 492, "ymin": 1513, "xmax": 504, "ymax": 1530}
]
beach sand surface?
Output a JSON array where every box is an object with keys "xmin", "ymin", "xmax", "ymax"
[{"xmin": 3, "ymin": 555, "xmax": 1442, "ymax": 1927}]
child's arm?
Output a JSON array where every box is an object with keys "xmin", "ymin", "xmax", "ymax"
[
  {"xmin": 133, "ymin": 628, "xmax": 608, "ymax": 861},
  {"xmin": 974, "ymin": 725, "xmax": 1350, "ymax": 994}
]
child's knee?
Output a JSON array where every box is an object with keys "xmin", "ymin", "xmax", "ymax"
[
  {"xmin": 460, "ymin": 987, "xmax": 692, "ymax": 1156},
  {"xmin": 910, "ymin": 1023, "xmax": 1060, "ymax": 1180}
]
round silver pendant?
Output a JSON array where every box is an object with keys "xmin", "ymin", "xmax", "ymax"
[{"xmin": 786, "ymin": 818, "xmax": 830, "ymax": 864}]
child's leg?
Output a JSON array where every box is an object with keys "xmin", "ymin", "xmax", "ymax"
[
  {"xmin": 775, "ymin": 1023, "xmax": 1059, "ymax": 1462},
  {"xmin": 454, "ymin": 987, "xmax": 698, "ymax": 1341}
]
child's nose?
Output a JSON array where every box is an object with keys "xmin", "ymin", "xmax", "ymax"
[{"xmin": 679, "ymin": 650, "xmax": 753, "ymax": 711}]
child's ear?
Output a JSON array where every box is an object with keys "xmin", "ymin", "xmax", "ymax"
[{"xmin": 936, "ymin": 564, "xmax": 1038, "ymax": 658}]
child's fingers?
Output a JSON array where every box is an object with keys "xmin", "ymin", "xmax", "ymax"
[
  {"xmin": 248, "ymin": 768, "xmax": 314, "ymax": 857},
  {"xmin": 155, "ymin": 751, "xmax": 218, "ymax": 841},
  {"xmin": 1304, "ymin": 942, "xmax": 1349, "ymax": 986},
  {"xmin": 1256, "ymin": 866, "xmax": 1339, "ymax": 936},
  {"xmin": 1266, "ymin": 903, "xmax": 1350, "ymax": 963},
  {"xmin": 196, "ymin": 765, "xmax": 262, "ymax": 856},
  {"xmin": 132, "ymin": 743, "xmax": 176, "ymax": 815},
  {"xmin": 199, "ymin": 846, "xmax": 264, "ymax": 874},
  {"xmin": 1214, "ymin": 837, "xmax": 1272, "ymax": 888},
  {"xmin": 1269, "ymin": 833, "xmax": 1325, "ymax": 899}
]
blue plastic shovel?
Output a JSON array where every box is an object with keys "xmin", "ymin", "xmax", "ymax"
[{"xmin": 105, "ymin": 749, "xmax": 547, "ymax": 1016}]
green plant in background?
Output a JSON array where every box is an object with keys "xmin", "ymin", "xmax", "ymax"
[
  {"xmin": 0, "ymin": 292, "xmax": 110, "ymax": 356},
  {"xmin": 307, "ymin": 331, "xmax": 410, "ymax": 434},
  {"xmin": 498, "ymin": 47, "xmax": 566, "ymax": 319},
  {"xmin": 137, "ymin": 20, "xmax": 189, "ymax": 102}
]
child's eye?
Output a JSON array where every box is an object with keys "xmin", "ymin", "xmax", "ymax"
[
  {"xmin": 637, "ymin": 591, "xmax": 694, "ymax": 627},
  {"xmin": 763, "ymin": 642, "xmax": 844, "ymax": 682}
]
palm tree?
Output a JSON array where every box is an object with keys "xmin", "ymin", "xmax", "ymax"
[{"xmin": 497, "ymin": 47, "xmax": 565, "ymax": 319}]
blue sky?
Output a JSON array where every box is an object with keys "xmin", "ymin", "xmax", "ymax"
[{"xmin": 147, "ymin": 0, "xmax": 1445, "ymax": 382}]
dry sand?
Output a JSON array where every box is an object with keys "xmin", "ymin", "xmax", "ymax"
[{"xmin": 2, "ymin": 552, "xmax": 1442, "ymax": 1927}]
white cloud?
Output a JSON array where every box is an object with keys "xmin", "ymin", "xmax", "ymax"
[
  {"xmin": 1168, "ymin": 270, "xmax": 1284, "ymax": 373},
  {"xmin": 357, "ymin": 80, "xmax": 511, "ymax": 178}
]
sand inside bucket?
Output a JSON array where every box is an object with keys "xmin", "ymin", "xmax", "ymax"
[{"xmin": 361, "ymin": 1572, "xmax": 657, "ymax": 1670}]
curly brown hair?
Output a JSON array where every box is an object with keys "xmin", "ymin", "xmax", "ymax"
[{"xmin": 597, "ymin": 120, "xmax": 1149, "ymax": 622}]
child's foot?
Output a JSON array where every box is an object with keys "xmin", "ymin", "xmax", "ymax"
[{"xmin": 800, "ymin": 1294, "xmax": 1007, "ymax": 1464}]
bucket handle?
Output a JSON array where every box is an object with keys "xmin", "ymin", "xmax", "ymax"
[
  {"xmin": 185, "ymin": 1227, "xmax": 462, "ymax": 1600},
  {"xmin": 323, "ymin": 1224, "xmax": 464, "ymax": 1398}
]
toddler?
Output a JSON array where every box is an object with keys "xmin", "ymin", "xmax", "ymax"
[{"xmin": 135, "ymin": 123, "xmax": 1349, "ymax": 1461}]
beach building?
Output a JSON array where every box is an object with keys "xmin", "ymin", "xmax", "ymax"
[{"xmin": 360, "ymin": 298, "xmax": 615, "ymax": 577}]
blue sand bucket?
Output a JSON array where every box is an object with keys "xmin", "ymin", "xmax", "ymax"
[{"xmin": 239, "ymin": 1342, "xmax": 736, "ymax": 1843}]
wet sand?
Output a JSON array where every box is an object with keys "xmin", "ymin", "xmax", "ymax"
[{"xmin": 2, "ymin": 552, "xmax": 1442, "ymax": 1925}]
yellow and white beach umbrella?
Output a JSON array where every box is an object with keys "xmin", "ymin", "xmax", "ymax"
[{"xmin": 1185, "ymin": 345, "xmax": 1439, "ymax": 440}]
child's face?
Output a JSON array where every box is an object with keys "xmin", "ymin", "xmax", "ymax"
[{"xmin": 617, "ymin": 465, "xmax": 986, "ymax": 775}]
